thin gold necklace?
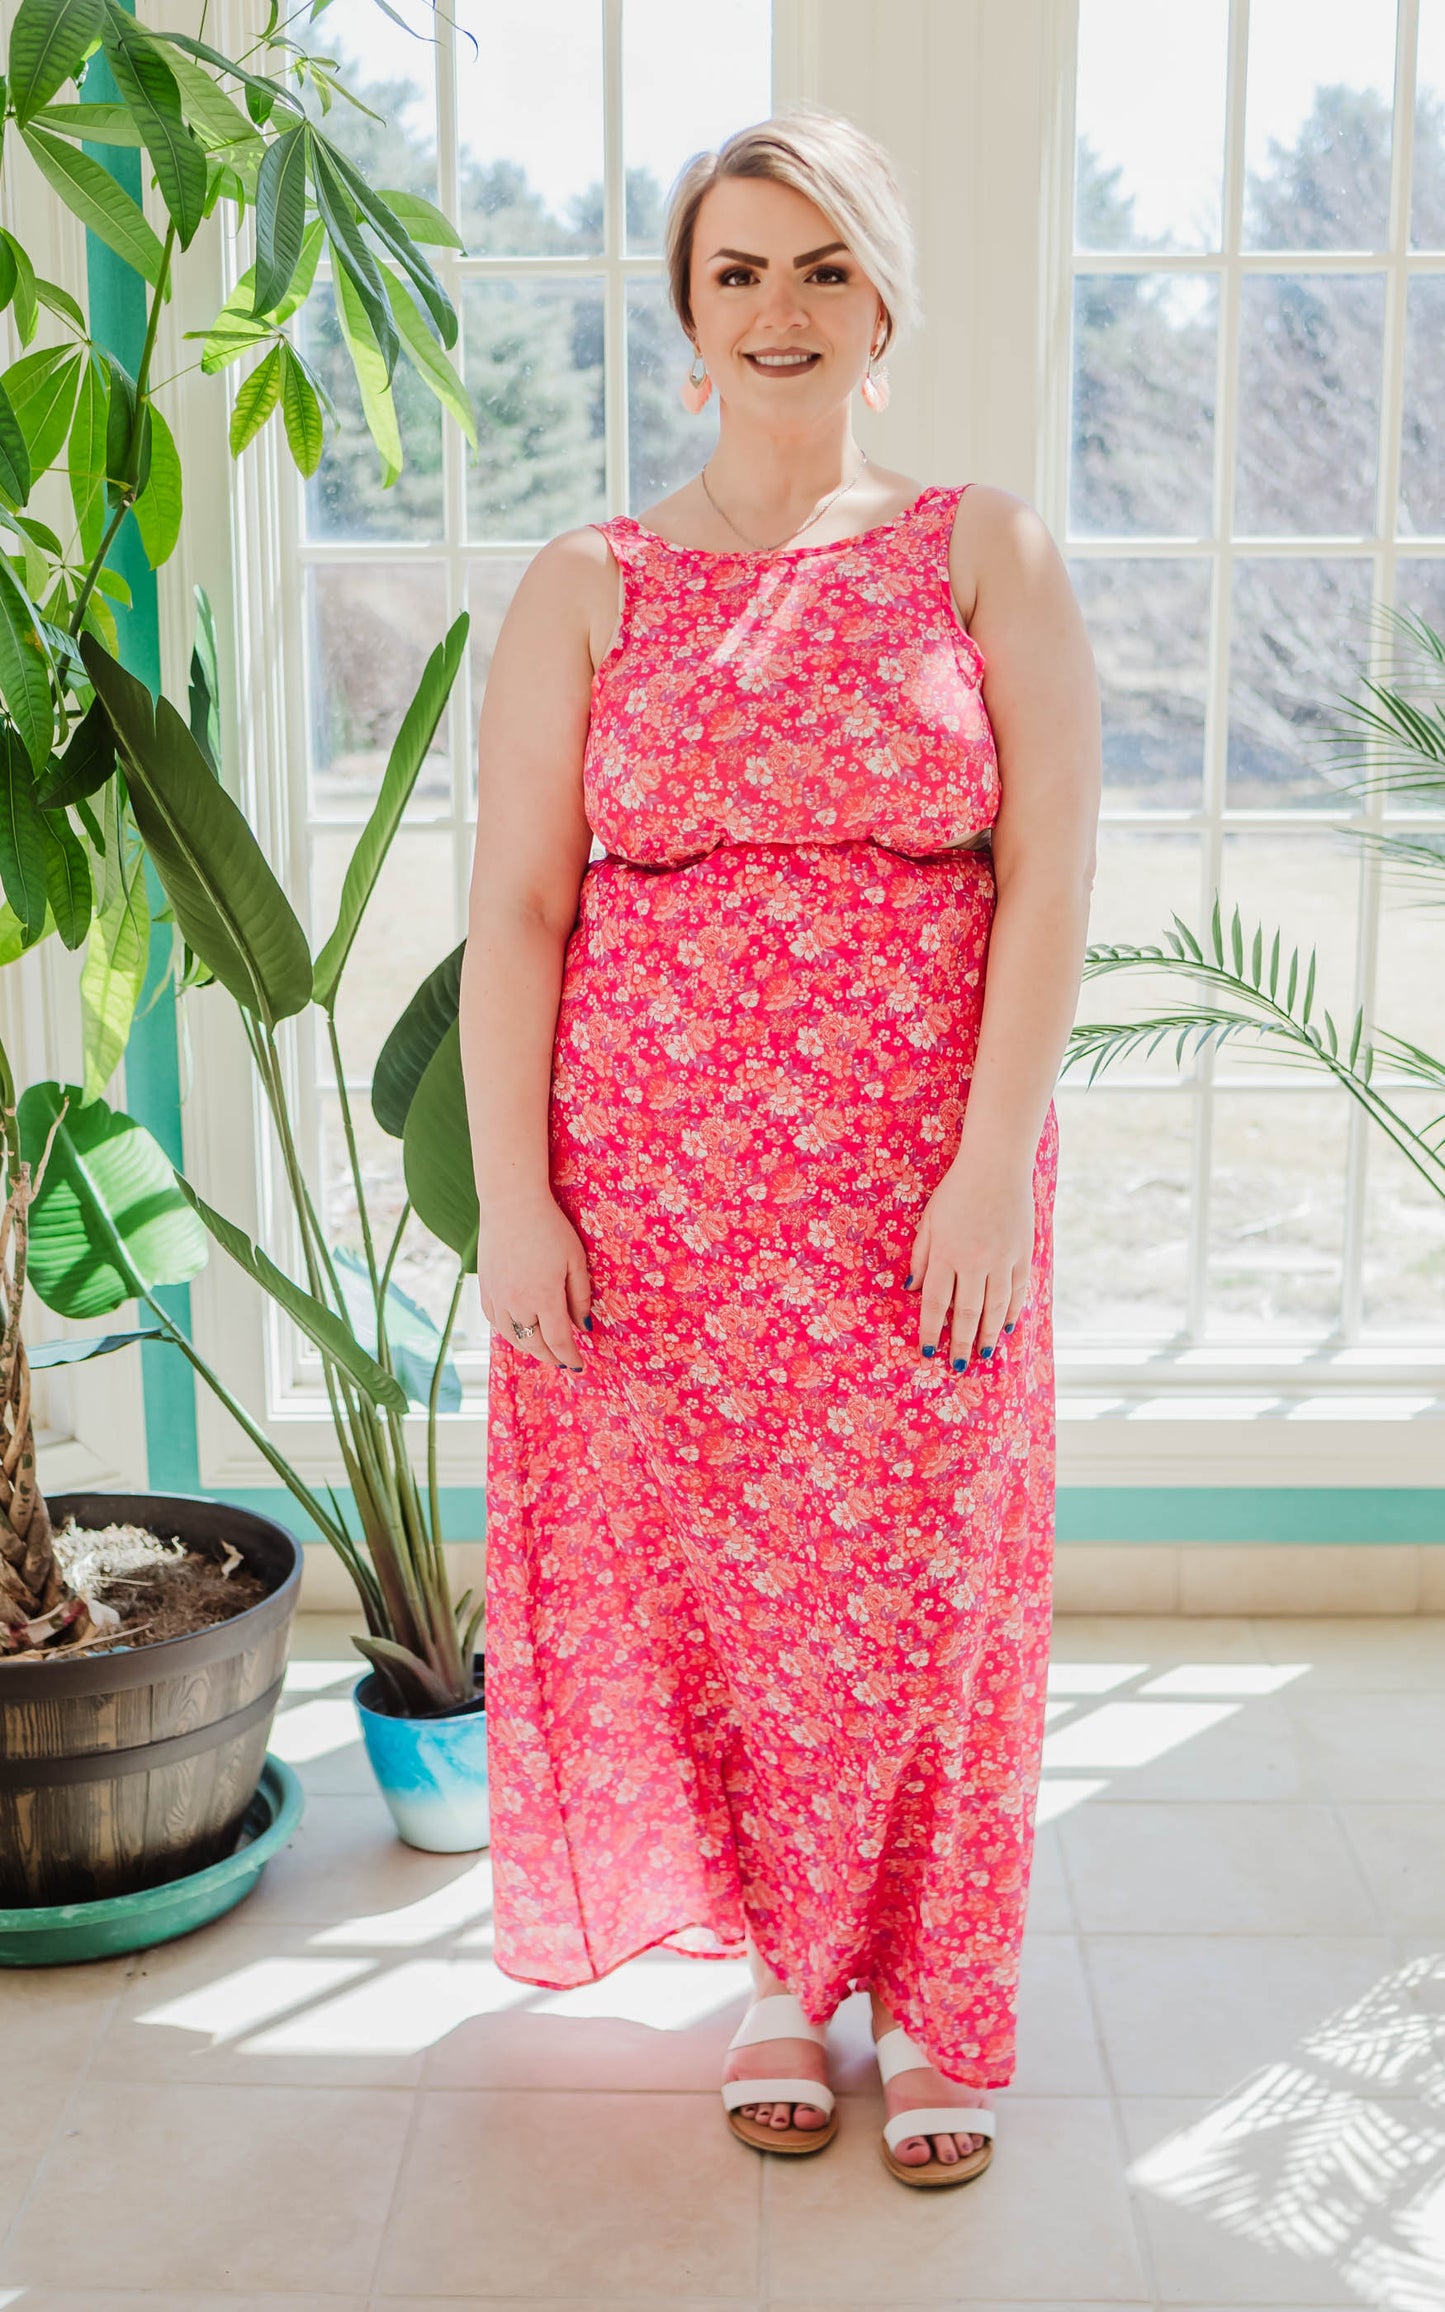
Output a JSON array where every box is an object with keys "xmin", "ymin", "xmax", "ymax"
[{"xmin": 699, "ymin": 449, "xmax": 870, "ymax": 554}]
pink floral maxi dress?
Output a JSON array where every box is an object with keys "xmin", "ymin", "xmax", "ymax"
[{"xmin": 482, "ymin": 482, "xmax": 1058, "ymax": 2090}]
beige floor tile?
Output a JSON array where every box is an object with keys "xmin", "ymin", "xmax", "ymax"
[
  {"xmin": 1086, "ymin": 1935, "xmax": 1402, "ymax": 2097},
  {"xmin": 287, "ymin": 1611, "xmax": 370, "ymax": 1661},
  {"xmin": 271, "ymin": 1654, "xmax": 375, "ymax": 1797},
  {"xmin": 0, "ymin": 2078, "xmax": 412, "ymax": 2293},
  {"xmin": 89, "ymin": 1911, "xmax": 430, "ymax": 2088},
  {"xmin": 1286, "ymin": 1692, "xmax": 1445, "ymax": 1802},
  {"xmin": 1059, "ymin": 1803, "xmax": 1378, "ymax": 1935},
  {"xmin": 242, "ymin": 1792, "xmax": 490, "ymax": 1927},
  {"xmin": 1338, "ymin": 1805, "xmax": 1445, "ymax": 1934},
  {"xmin": 1119, "ymin": 2091, "xmax": 1445, "ymax": 2304},
  {"xmin": 1051, "ymin": 1543, "xmax": 1181, "ymax": 1613},
  {"xmin": 1049, "ymin": 1615, "xmax": 1267, "ymax": 1665},
  {"xmin": 1, "ymin": 1951, "xmax": 134, "ymax": 2127},
  {"xmin": 763, "ymin": 2093, "xmax": 1147, "ymax": 2303},
  {"xmin": 1045, "ymin": 1694, "xmax": 1311, "ymax": 1803},
  {"xmin": 421, "ymin": 1951, "xmax": 754, "ymax": 2090},
  {"xmin": 374, "ymin": 2088, "xmax": 761, "ymax": 2298},
  {"xmin": 1181, "ymin": 1545, "xmax": 1421, "ymax": 1617},
  {"xmin": 1249, "ymin": 1616, "xmax": 1445, "ymax": 1692},
  {"xmin": 766, "ymin": 2305, "xmax": 1151, "ymax": 2312},
  {"xmin": 0, "ymin": 2297, "xmax": 369, "ymax": 2310},
  {"xmin": 1021, "ymin": 1820, "xmax": 1075, "ymax": 1932},
  {"xmin": 381, "ymin": 2302, "xmax": 753, "ymax": 2311}
]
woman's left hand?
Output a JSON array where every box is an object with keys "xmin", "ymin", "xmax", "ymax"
[{"xmin": 904, "ymin": 1140, "xmax": 1037, "ymax": 1370}]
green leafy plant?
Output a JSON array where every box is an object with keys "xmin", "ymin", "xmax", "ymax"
[
  {"xmin": 62, "ymin": 610, "xmax": 483, "ymax": 1713},
  {"xmin": 1062, "ymin": 606, "xmax": 1445, "ymax": 1212}
]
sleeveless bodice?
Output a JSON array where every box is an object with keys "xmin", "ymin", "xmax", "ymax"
[{"xmin": 584, "ymin": 483, "xmax": 997, "ymax": 870}]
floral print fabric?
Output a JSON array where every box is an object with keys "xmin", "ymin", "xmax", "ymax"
[{"xmin": 483, "ymin": 485, "xmax": 1057, "ymax": 2089}]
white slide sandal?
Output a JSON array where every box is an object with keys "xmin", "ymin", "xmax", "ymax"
[
  {"xmin": 721, "ymin": 1991, "xmax": 839, "ymax": 2154},
  {"xmin": 874, "ymin": 2023, "xmax": 995, "ymax": 2187}
]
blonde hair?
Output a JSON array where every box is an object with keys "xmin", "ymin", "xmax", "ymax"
[{"xmin": 664, "ymin": 104, "xmax": 921, "ymax": 364}]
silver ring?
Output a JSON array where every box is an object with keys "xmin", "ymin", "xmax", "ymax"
[{"xmin": 510, "ymin": 1318, "xmax": 539, "ymax": 1341}]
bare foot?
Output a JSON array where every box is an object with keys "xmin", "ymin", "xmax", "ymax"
[
  {"xmin": 724, "ymin": 1942, "xmax": 831, "ymax": 2133},
  {"xmin": 870, "ymin": 1995, "xmax": 988, "ymax": 2168}
]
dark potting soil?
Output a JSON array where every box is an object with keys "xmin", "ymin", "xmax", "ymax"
[{"xmin": 51, "ymin": 1521, "xmax": 271, "ymax": 1653}]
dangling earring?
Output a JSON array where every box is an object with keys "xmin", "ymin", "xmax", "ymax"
[
  {"xmin": 680, "ymin": 348, "xmax": 713, "ymax": 413},
  {"xmin": 861, "ymin": 342, "xmax": 890, "ymax": 412}
]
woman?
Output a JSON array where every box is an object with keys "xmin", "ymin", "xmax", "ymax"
[{"xmin": 459, "ymin": 105, "xmax": 1100, "ymax": 2190}]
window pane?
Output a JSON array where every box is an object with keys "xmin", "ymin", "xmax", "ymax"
[
  {"xmin": 1070, "ymin": 559, "xmax": 1210, "ymax": 808},
  {"xmin": 1226, "ymin": 558, "xmax": 1372, "ymax": 808},
  {"xmin": 307, "ymin": 565, "xmax": 451, "ymax": 815},
  {"xmin": 296, "ymin": 0, "xmax": 437, "ymax": 201},
  {"xmin": 319, "ymin": 1091, "xmax": 470, "ymax": 1341},
  {"xmin": 1070, "ymin": 275, "xmax": 1217, "ymax": 536},
  {"xmin": 1374, "ymin": 858, "xmax": 1445, "ymax": 1067},
  {"xmin": 1076, "ymin": 831, "xmax": 1205, "ymax": 1082},
  {"xmin": 1206, "ymin": 1091, "xmax": 1349, "ymax": 1334},
  {"xmin": 1399, "ymin": 278, "xmax": 1445, "ymax": 535},
  {"xmin": 627, "ymin": 278, "xmax": 717, "ymax": 511},
  {"xmin": 1053, "ymin": 1088, "xmax": 1193, "ymax": 1338},
  {"xmin": 1243, "ymin": 0, "xmax": 1396, "ymax": 251},
  {"xmin": 1217, "ymin": 831, "xmax": 1361, "ymax": 1029},
  {"xmin": 622, "ymin": 0, "xmax": 772, "ymax": 254},
  {"xmin": 465, "ymin": 559, "xmax": 532, "ymax": 811},
  {"xmin": 312, "ymin": 830, "xmax": 459, "ymax": 1081},
  {"xmin": 299, "ymin": 283, "xmax": 444, "ymax": 545},
  {"xmin": 1234, "ymin": 275, "xmax": 1384, "ymax": 536},
  {"xmin": 454, "ymin": 0, "xmax": 603, "ymax": 255},
  {"xmin": 1075, "ymin": 0, "xmax": 1227, "ymax": 252},
  {"xmin": 463, "ymin": 279, "xmax": 606, "ymax": 540},
  {"xmin": 1413, "ymin": 0, "xmax": 1445, "ymax": 246},
  {"xmin": 1361, "ymin": 1094, "xmax": 1445, "ymax": 1334}
]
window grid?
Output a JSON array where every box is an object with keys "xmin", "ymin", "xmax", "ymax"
[{"xmin": 1068, "ymin": 0, "xmax": 1445, "ymax": 1357}]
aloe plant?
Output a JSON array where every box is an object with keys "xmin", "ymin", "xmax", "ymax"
[{"xmin": 1062, "ymin": 605, "xmax": 1445, "ymax": 1212}]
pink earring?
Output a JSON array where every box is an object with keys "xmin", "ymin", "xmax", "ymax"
[
  {"xmin": 680, "ymin": 350, "xmax": 713, "ymax": 413},
  {"xmin": 861, "ymin": 350, "xmax": 890, "ymax": 412}
]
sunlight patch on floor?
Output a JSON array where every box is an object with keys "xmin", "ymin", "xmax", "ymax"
[{"xmin": 310, "ymin": 1859, "xmax": 494, "ymax": 1947}]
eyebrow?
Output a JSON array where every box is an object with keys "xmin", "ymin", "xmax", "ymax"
[{"xmin": 709, "ymin": 242, "xmax": 849, "ymax": 267}]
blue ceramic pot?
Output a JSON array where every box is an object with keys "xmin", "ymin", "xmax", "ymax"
[{"xmin": 353, "ymin": 1660, "xmax": 490, "ymax": 1853}]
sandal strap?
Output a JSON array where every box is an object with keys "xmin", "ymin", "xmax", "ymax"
[
  {"xmin": 726, "ymin": 1992, "xmax": 829, "ymax": 2052},
  {"xmin": 883, "ymin": 2105, "xmax": 994, "ymax": 2152},
  {"xmin": 874, "ymin": 2022, "xmax": 949, "ymax": 2085},
  {"xmin": 722, "ymin": 2075, "xmax": 837, "ymax": 2116}
]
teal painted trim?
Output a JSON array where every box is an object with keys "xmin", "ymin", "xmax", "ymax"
[
  {"xmin": 83, "ymin": 47, "xmax": 201, "ymax": 1494},
  {"xmin": 1057, "ymin": 1487, "xmax": 1445, "ymax": 1544},
  {"xmin": 195, "ymin": 1483, "xmax": 1445, "ymax": 1548}
]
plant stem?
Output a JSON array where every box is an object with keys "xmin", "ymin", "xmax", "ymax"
[
  {"xmin": 326, "ymin": 1010, "xmax": 381, "ymax": 1320},
  {"xmin": 427, "ymin": 1265, "xmax": 464, "ymax": 1558},
  {"xmin": 70, "ymin": 218, "xmax": 179, "ymax": 637}
]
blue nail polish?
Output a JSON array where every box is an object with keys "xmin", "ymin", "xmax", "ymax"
[
  {"xmin": 980, "ymin": 1345, "xmax": 994, "ymax": 1359},
  {"xmin": 583, "ymin": 1314, "xmax": 593, "ymax": 1330},
  {"xmin": 922, "ymin": 1344, "xmax": 936, "ymax": 1358},
  {"xmin": 952, "ymin": 1357, "xmax": 967, "ymax": 1372},
  {"xmin": 904, "ymin": 1273, "xmax": 913, "ymax": 1288},
  {"xmin": 1003, "ymin": 1321, "xmax": 1015, "ymax": 1334}
]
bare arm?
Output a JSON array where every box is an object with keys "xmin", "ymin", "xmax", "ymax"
[
  {"xmin": 904, "ymin": 486, "xmax": 1101, "ymax": 1366},
  {"xmin": 457, "ymin": 525, "xmax": 616, "ymax": 1369}
]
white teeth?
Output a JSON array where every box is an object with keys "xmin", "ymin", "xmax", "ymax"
[{"xmin": 749, "ymin": 353, "xmax": 816, "ymax": 367}]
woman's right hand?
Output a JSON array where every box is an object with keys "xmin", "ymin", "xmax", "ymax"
[{"xmin": 477, "ymin": 1196, "xmax": 593, "ymax": 1374}]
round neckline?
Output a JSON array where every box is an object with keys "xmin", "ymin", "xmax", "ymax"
[{"xmin": 612, "ymin": 483, "xmax": 945, "ymax": 561}]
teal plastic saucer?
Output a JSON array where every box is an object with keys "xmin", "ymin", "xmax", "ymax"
[{"xmin": 0, "ymin": 1754, "xmax": 304, "ymax": 1967}]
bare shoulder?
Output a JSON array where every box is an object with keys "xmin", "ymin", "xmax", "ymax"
[
  {"xmin": 949, "ymin": 484, "xmax": 1076, "ymax": 630},
  {"xmin": 500, "ymin": 523, "xmax": 620, "ymax": 674}
]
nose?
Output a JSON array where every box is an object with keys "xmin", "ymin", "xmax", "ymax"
[{"xmin": 754, "ymin": 273, "xmax": 812, "ymax": 332}]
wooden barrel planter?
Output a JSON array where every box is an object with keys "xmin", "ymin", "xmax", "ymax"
[{"xmin": 0, "ymin": 1493, "xmax": 302, "ymax": 1907}]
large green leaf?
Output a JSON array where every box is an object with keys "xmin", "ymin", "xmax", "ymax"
[
  {"xmin": 374, "ymin": 188, "xmax": 464, "ymax": 249},
  {"xmin": 79, "ymin": 844, "xmax": 147, "ymax": 1097},
  {"xmin": 333, "ymin": 262, "xmax": 400, "ymax": 482},
  {"xmin": 67, "ymin": 351, "xmax": 108, "ymax": 558},
  {"xmin": 0, "ymin": 562, "xmax": 55, "ymax": 769},
  {"xmin": 388, "ymin": 270, "xmax": 476, "ymax": 444},
  {"xmin": 100, "ymin": 1, "xmax": 206, "ymax": 248},
  {"xmin": 148, "ymin": 30, "xmax": 302, "ymax": 129},
  {"xmin": 132, "ymin": 400, "xmax": 181, "ymax": 566},
  {"xmin": 253, "ymin": 120, "xmax": 309, "ymax": 316},
  {"xmin": 37, "ymin": 696, "xmax": 115, "ymax": 809},
  {"xmin": 229, "ymin": 341, "xmax": 282, "ymax": 455},
  {"xmin": 196, "ymin": 220, "xmax": 322, "ymax": 372},
  {"xmin": 174, "ymin": 1176, "xmax": 408, "ymax": 1414},
  {"xmin": 79, "ymin": 634, "xmax": 313, "ymax": 1024},
  {"xmin": 2, "ymin": 234, "xmax": 38, "ymax": 348},
  {"xmin": 29, "ymin": 1326, "xmax": 162, "ymax": 1366},
  {"xmin": 332, "ymin": 1245, "xmax": 462, "ymax": 1413},
  {"xmin": 43, "ymin": 803, "xmax": 92, "ymax": 950},
  {"xmin": 0, "ymin": 724, "xmax": 52, "ymax": 930},
  {"xmin": 0, "ymin": 381, "xmax": 31, "ymax": 508},
  {"xmin": 160, "ymin": 48, "xmax": 263, "ymax": 160},
  {"xmin": 402, "ymin": 1020, "xmax": 477, "ymax": 1259},
  {"xmin": 4, "ymin": 344, "xmax": 82, "ymax": 479},
  {"xmin": 188, "ymin": 584, "xmax": 220, "ymax": 773},
  {"xmin": 372, "ymin": 939, "xmax": 463, "ymax": 1136},
  {"xmin": 21, "ymin": 126, "xmax": 166, "ymax": 284},
  {"xmin": 19, "ymin": 1082, "xmax": 208, "ymax": 1320},
  {"xmin": 278, "ymin": 342, "xmax": 323, "ymax": 477},
  {"xmin": 313, "ymin": 614, "xmax": 468, "ymax": 1010},
  {"xmin": 317, "ymin": 134, "xmax": 455, "ymax": 349},
  {"xmin": 310, "ymin": 134, "xmax": 399, "ymax": 377},
  {"xmin": 33, "ymin": 99, "xmax": 141, "ymax": 141},
  {"xmin": 10, "ymin": 0, "xmax": 105, "ymax": 124}
]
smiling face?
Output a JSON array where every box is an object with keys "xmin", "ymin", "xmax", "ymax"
[{"xmin": 687, "ymin": 174, "xmax": 886, "ymax": 416}]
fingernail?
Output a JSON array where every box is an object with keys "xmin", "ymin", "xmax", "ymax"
[
  {"xmin": 1003, "ymin": 1321, "xmax": 1016, "ymax": 1334},
  {"xmin": 583, "ymin": 1314, "xmax": 593, "ymax": 1330},
  {"xmin": 980, "ymin": 1345, "xmax": 994, "ymax": 1359},
  {"xmin": 952, "ymin": 1357, "xmax": 967, "ymax": 1372},
  {"xmin": 922, "ymin": 1344, "xmax": 936, "ymax": 1358},
  {"xmin": 904, "ymin": 1273, "xmax": 913, "ymax": 1288}
]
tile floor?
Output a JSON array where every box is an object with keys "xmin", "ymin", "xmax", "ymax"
[{"xmin": 6, "ymin": 1610, "xmax": 1445, "ymax": 2310}]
